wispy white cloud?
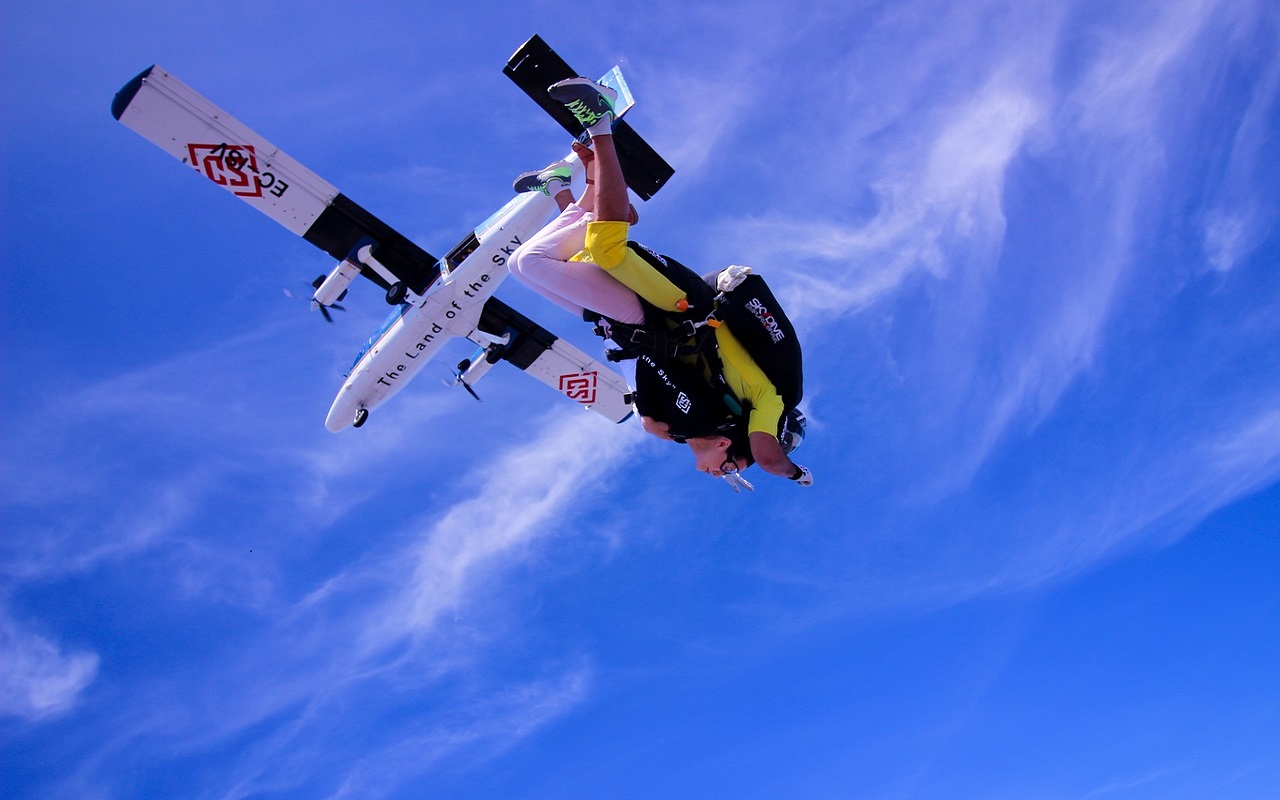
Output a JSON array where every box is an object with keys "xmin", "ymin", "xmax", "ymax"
[
  {"xmin": 1201, "ymin": 210, "xmax": 1255, "ymax": 274},
  {"xmin": 0, "ymin": 611, "xmax": 99, "ymax": 722},
  {"xmin": 1080, "ymin": 766, "xmax": 1187, "ymax": 800},
  {"xmin": 177, "ymin": 413, "xmax": 636, "ymax": 796},
  {"xmin": 719, "ymin": 75, "xmax": 1044, "ymax": 324},
  {"xmin": 1204, "ymin": 406, "xmax": 1280, "ymax": 502},
  {"xmin": 309, "ymin": 410, "xmax": 641, "ymax": 659},
  {"xmin": 23, "ymin": 395, "xmax": 639, "ymax": 797},
  {"xmin": 4, "ymin": 468, "xmax": 209, "ymax": 582},
  {"xmin": 1, "ymin": 310, "xmax": 470, "ymax": 574},
  {"xmin": 1197, "ymin": 4, "xmax": 1280, "ymax": 274},
  {"xmin": 1064, "ymin": 0, "xmax": 1219, "ymax": 139},
  {"xmin": 680, "ymin": 0, "xmax": 1280, "ymax": 622},
  {"xmin": 2, "ymin": 281, "xmax": 646, "ymax": 789},
  {"xmin": 728, "ymin": 0, "xmax": 1261, "ymax": 503},
  {"xmin": 953, "ymin": 401, "xmax": 1280, "ymax": 598},
  {"xmin": 323, "ymin": 665, "xmax": 592, "ymax": 800}
]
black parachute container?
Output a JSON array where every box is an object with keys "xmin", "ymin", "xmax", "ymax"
[
  {"xmin": 706, "ymin": 272, "xmax": 803, "ymax": 410},
  {"xmin": 620, "ymin": 245, "xmax": 805, "ymax": 406}
]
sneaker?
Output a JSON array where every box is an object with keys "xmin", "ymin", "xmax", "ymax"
[
  {"xmin": 548, "ymin": 77, "xmax": 618, "ymax": 132},
  {"xmin": 513, "ymin": 161, "xmax": 573, "ymax": 195}
]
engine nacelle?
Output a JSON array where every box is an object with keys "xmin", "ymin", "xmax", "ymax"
[
  {"xmin": 312, "ymin": 259, "xmax": 361, "ymax": 308},
  {"xmin": 458, "ymin": 350, "xmax": 499, "ymax": 385}
]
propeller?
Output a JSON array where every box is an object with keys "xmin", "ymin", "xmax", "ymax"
[
  {"xmin": 443, "ymin": 359, "xmax": 482, "ymax": 402},
  {"xmin": 308, "ymin": 275, "xmax": 346, "ymax": 323},
  {"xmin": 283, "ymin": 284, "xmax": 346, "ymax": 323},
  {"xmin": 315, "ymin": 301, "xmax": 346, "ymax": 324},
  {"xmin": 457, "ymin": 377, "xmax": 482, "ymax": 402}
]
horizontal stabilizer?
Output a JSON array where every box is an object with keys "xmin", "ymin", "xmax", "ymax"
[
  {"xmin": 112, "ymin": 66, "xmax": 439, "ymax": 294},
  {"xmin": 504, "ymin": 35, "xmax": 675, "ymax": 201},
  {"xmin": 479, "ymin": 298, "xmax": 634, "ymax": 423}
]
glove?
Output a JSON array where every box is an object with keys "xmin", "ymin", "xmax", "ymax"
[
  {"xmin": 716, "ymin": 264, "xmax": 753, "ymax": 293},
  {"xmin": 789, "ymin": 464, "xmax": 814, "ymax": 487}
]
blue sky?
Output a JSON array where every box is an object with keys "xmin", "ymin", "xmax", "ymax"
[{"xmin": 2, "ymin": 0, "xmax": 1278, "ymax": 797}]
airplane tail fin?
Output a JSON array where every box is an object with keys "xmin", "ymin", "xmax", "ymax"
[{"xmin": 504, "ymin": 35, "xmax": 675, "ymax": 201}]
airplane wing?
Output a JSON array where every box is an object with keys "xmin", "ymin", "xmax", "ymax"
[
  {"xmin": 504, "ymin": 35, "xmax": 675, "ymax": 201},
  {"xmin": 476, "ymin": 297, "xmax": 634, "ymax": 423},
  {"xmin": 112, "ymin": 66, "xmax": 439, "ymax": 295}
]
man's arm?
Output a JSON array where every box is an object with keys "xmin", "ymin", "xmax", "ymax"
[
  {"xmin": 749, "ymin": 432, "xmax": 795, "ymax": 476},
  {"xmin": 749, "ymin": 433, "xmax": 813, "ymax": 485}
]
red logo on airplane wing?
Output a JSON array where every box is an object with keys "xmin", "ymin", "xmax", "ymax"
[
  {"xmin": 188, "ymin": 143, "xmax": 262, "ymax": 198},
  {"xmin": 559, "ymin": 371, "xmax": 598, "ymax": 404}
]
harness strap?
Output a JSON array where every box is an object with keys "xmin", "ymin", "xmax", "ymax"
[{"xmin": 588, "ymin": 308, "xmax": 722, "ymax": 363}]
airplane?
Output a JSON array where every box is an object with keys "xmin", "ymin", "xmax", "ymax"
[{"xmin": 110, "ymin": 36, "xmax": 674, "ymax": 432}]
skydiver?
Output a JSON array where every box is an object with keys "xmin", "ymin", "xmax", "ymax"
[{"xmin": 508, "ymin": 80, "xmax": 812, "ymax": 489}]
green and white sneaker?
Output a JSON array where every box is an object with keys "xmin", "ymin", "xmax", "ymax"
[
  {"xmin": 548, "ymin": 77, "xmax": 618, "ymax": 135},
  {"xmin": 513, "ymin": 161, "xmax": 573, "ymax": 196}
]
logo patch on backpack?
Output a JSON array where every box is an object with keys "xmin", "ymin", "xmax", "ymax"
[{"xmin": 746, "ymin": 298, "xmax": 785, "ymax": 343}]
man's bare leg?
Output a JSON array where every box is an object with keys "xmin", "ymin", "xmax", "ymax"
[
  {"xmin": 571, "ymin": 141, "xmax": 596, "ymax": 213},
  {"xmin": 588, "ymin": 131, "xmax": 630, "ymax": 222},
  {"xmin": 547, "ymin": 78, "xmax": 636, "ymax": 220}
]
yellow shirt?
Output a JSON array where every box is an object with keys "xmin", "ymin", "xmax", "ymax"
[{"xmin": 713, "ymin": 325, "xmax": 785, "ymax": 437}]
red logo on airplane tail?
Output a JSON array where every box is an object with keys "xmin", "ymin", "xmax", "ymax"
[
  {"xmin": 559, "ymin": 372, "xmax": 598, "ymax": 404},
  {"xmin": 188, "ymin": 143, "xmax": 262, "ymax": 198}
]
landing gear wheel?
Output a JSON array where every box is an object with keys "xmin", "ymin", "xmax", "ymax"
[
  {"xmin": 484, "ymin": 340, "xmax": 510, "ymax": 365},
  {"xmin": 386, "ymin": 282, "xmax": 407, "ymax": 305},
  {"xmin": 353, "ymin": 408, "xmax": 369, "ymax": 428}
]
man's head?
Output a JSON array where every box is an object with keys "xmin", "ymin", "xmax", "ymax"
[{"xmin": 686, "ymin": 434, "xmax": 748, "ymax": 477}]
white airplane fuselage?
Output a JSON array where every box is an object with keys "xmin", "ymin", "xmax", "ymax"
[{"xmin": 325, "ymin": 188, "xmax": 562, "ymax": 432}]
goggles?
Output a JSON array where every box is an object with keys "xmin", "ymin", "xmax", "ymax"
[{"xmin": 719, "ymin": 458, "xmax": 755, "ymax": 493}]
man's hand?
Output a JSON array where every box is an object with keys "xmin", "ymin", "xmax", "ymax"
[
  {"xmin": 716, "ymin": 264, "xmax": 754, "ymax": 293},
  {"xmin": 642, "ymin": 416, "xmax": 673, "ymax": 440},
  {"xmin": 789, "ymin": 465, "xmax": 814, "ymax": 487},
  {"xmin": 572, "ymin": 140, "xmax": 595, "ymax": 164}
]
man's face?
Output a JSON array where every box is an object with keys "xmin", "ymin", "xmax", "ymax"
[{"xmin": 687, "ymin": 436, "xmax": 738, "ymax": 477}]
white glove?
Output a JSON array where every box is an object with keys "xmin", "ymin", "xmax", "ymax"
[
  {"xmin": 716, "ymin": 264, "xmax": 754, "ymax": 293},
  {"xmin": 789, "ymin": 464, "xmax": 814, "ymax": 487}
]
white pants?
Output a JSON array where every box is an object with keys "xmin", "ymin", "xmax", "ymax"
[{"xmin": 508, "ymin": 203, "xmax": 645, "ymax": 325}]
